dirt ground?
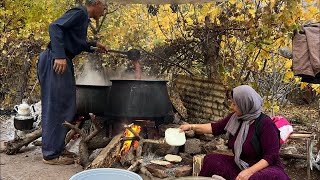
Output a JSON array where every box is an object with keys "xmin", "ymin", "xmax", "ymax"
[
  {"xmin": 1, "ymin": 102, "xmax": 320, "ymax": 180},
  {"xmin": 1, "ymin": 145, "xmax": 320, "ymax": 180},
  {"xmin": 0, "ymin": 146, "xmax": 82, "ymax": 180}
]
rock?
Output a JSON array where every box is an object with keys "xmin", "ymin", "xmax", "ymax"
[
  {"xmin": 216, "ymin": 143, "xmax": 228, "ymax": 151},
  {"xmin": 185, "ymin": 130, "xmax": 195, "ymax": 138},
  {"xmin": 179, "ymin": 153, "xmax": 193, "ymax": 166},
  {"xmin": 174, "ymin": 165, "xmax": 192, "ymax": 177},
  {"xmin": 294, "ymin": 159, "xmax": 307, "ymax": 169},
  {"xmin": 153, "ymin": 143, "xmax": 180, "ymax": 156},
  {"xmin": 145, "ymin": 164, "xmax": 169, "ymax": 178},
  {"xmin": 202, "ymin": 141, "xmax": 217, "ymax": 154},
  {"xmin": 282, "ymin": 146, "xmax": 298, "ymax": 154},
  {"xmin": 196, "ymin": 134, "xmax": 214, "ymax": 141},
  {"xmin": 184, "ymin": 138, "xmax": 201, "ymax": 154}
]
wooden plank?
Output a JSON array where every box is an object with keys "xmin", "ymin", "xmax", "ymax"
[
  {"xmin": 289, "ymin": 133, "xmax": 313, "ymax": 139},
  {"xmin": 192, "ymin": 154, "xmax": 206, "ymax": 176},
  {"xmin": 280, "ymin": 153, "xmax": 307, "ymax": 160}
]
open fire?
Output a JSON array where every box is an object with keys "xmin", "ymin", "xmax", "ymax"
[{"xmin": 120, "ymin": 124, "xmax": 141, "ymax": 156}]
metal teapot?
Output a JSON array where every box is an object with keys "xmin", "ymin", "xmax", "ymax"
[{"xmin": 14, "ymin": 99, "xmax": 35, "ymax": 116}]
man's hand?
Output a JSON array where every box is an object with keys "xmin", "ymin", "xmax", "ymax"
[
  {"xmin": 236, "ymin": 169, "xmax": 254, "ymax": 180},
  {"xmin": 96, "ymin": 42, "xmax": 108, "ymax": 53},
  {"xmin": 131, "ymin": 60, "xmax": 141, "ymax": 80},
  {"xmin": 53, "ymin": 59, "xmax": 67, "ymax": 74}
]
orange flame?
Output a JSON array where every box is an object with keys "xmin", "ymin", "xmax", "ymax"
[{"xmin": 120, "ymin": 125, "xmax": 141, "ymax": 155}]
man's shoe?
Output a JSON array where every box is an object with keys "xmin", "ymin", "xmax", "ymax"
[
  {"xmin": 43, "ymin": 156, "xmax": 74, "ymax": 165},
  {"xmin": 62, "ymin": 150, "xmax": 77, "ymax": 158}
]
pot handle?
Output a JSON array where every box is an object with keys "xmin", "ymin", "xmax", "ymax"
[
  {"xmin": 33, "ymin": 114, "xmax": 38, "ymax": 122},
  {"xmin": 14, "ymin": 105, "xmax": 19, "ymax": 112},
  {"xmin": 30, "ymin": 105, "xmax": 36, "ymax": 113}
]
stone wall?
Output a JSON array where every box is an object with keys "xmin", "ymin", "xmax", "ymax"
[{"xmin": 173, "ymin": 75, "xmax": 229, "ymax": 123}]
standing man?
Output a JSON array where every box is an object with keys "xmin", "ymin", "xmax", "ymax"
[{"xmin": 37, "ymin": 0, "xmax": 107, "ymax": 165}]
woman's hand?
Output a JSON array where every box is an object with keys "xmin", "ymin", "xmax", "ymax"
[
  {"xmin": 179, "ymin": 124, "xmax": 191, "ymax": 132},
  {"xmin": 236, "ymin": 169, "xmax": 254, "ymax": 180}
]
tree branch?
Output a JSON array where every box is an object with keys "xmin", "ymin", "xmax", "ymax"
[{"xmin": 138, "ymin": 46, "xmax": 194, "ymax": 75}]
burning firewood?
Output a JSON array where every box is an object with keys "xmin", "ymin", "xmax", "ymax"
[{"xmin": 87, "ymin": 133, "xmax": 123, "ymax": 169}]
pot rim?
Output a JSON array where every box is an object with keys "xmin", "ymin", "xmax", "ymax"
[
  {"xmin": 110, "ymin": 79, "xmax": 168, "ymax": 82},
  {"xmin": 76, "ymin": 84, "xmax": 111, "ymax": 87}
]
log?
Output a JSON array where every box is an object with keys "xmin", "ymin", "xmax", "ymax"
[
  {"xmin": 140, "ymin": 166, "xmax": 154, "ymax": 180},
  {"xmin": 87, "ymin": 133, "xmax": 123, "ymax": 169},
  {"xmin": 65, "ymin": 121, "xmax": 81, "ymax": 145},
  {"xmin": 120, "ymin": 146, "xmax": 135, "ymax": 166},
  {"xmin": 127, "ymin": 160, "xmax": 141, "ymax": 172},
  {"xmin": 124, "ymin": 124, "xmax": 142, "ymax": 140},
  {"xmin": 5, "ymin": 128, "xmax": 42, "ymax": 155},
  {"xmin": 63, "ymin": 113, "xmax": 102, "ymax": 168},
  {"xmin": 142, "ymin": 138, "xmax": 165, "ymax": 144},
  {"xmin": 87, "ymin": 137, "xmax": 111, "ymax": 150},
  {"xmin": 280, "ymin": 152, "xmax": 307, "ymax": 160}
]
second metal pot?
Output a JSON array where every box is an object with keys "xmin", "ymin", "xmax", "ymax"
[
  {"xmin": 105, "ymin": 80, "xmax": 173, "ymax": 119},
  {"xmin": 76, "ymin": 84, "xmax": 111, "ymax": 115}
]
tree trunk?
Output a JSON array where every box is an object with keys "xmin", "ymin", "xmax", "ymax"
[
  {"xmin": 202, "ymin": 16, "xmax": 221, "ymax": 79},
  {"xmin": 16, "ymin": 59, "xmax": 31, "ymax": 104}
]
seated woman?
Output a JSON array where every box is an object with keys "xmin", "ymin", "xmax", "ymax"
[{"xmin": 180, "ymin": 85, "xmax": 290, "ymax": 180}]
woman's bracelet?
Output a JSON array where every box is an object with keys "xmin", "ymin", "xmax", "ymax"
[{"xmin": 189, "ymin": 124, "xmax": 196, "ymax": 131}]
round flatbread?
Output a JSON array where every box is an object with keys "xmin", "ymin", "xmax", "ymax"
[
  {"xmin": 150, "ymin": 160, "xmax": 171, "ymax": 166},
  {"xmin": 164, "ymin": 154, "xmax": 182, "ymax": 163}
]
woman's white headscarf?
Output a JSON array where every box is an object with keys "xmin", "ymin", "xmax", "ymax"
[{"xmin": 224, "ymin": 85, "xmax": 263, "ymax": 170}]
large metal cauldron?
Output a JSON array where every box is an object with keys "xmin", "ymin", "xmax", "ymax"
[
  {"xmin": 76, "ymin": 84, "xmax": 111, "ymax": 115},
  {"xmin": 105, "ymin": 80, "xmax": 173, "ymax": 120}
]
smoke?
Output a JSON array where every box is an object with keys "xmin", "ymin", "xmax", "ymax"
[
  {"xmin": 76, "ymin": 60, "xmax": 161, "ymax": 85},
  {"xmin": 76, "ymin": 60, "xmax": 111, "ymax": 86}
]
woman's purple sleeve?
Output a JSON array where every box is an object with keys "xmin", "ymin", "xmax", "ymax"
[
  {"xmin": 211, "ymin": 113, "xmax": 234, "ymax": 136},
  {"xmin": 260, "ymin": 117, "xmax": 281, "ymax": 165}
]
